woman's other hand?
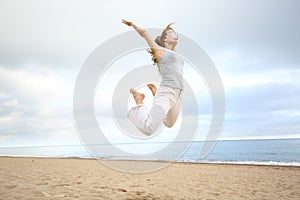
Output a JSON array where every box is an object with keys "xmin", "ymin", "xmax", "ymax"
[{"xmin": 122, "ymin": 19, "xmax": 133, "ymax": 26}]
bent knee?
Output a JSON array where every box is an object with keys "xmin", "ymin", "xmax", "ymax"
[
  {"xmin": 142, "ymin": 125, "xmax": 157, "ymax": 136},
  {"xmin": 164, "ymin": 121, "xmax": 175, "ymax": 128}
]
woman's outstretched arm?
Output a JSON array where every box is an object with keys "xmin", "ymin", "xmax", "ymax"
[{"xmin": 122, "ymin": 19, "xmax": 161, "ymax": 54}]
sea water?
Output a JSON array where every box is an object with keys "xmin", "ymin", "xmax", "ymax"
[
  {"xmin": 181, "ymin": 139, "xmax": 300, "ymax": 166},
  {"xmin": 1, "ymin": 139, "xmax": 299, "ymax": 166}
]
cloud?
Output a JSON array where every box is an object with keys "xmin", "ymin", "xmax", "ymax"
[
  {"xmin": 182, "ymin": 0, "xmax": 300, "ymax": 73},
  {"xmin": 227, "ymin": 82, "xmax": 300, "ymax": 113},
  {"xmin": 0, "ymin": 66, "xmax": 79, "ymax": 146},
  {"xmin": 222, "ymin": 81, "xmax": 300, "ymax": 138},
  {"xmin": 0, "ymin": 0, "xmax": 186, "ymax": 69}
]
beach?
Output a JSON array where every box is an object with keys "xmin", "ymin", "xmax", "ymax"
[{"xmin": 0, "ymin": 157, "xmax": 299, "ymax": 199}]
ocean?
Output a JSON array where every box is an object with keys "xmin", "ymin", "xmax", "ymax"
[{"xmin": 1, "ymin": 138, "xmax": 299, "ymax": 166}]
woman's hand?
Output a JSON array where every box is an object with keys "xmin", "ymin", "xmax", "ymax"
[
  {"xmin": 121, "ymin": 19, "xmax": 160, "ymax": 58},
  {"xmin": 122, "ymin": 19, "xmax": 133, "ymax": 26}
]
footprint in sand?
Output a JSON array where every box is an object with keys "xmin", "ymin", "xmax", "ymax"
[
  {"xmin": 116, "ymin": 188, "xmax": 127, "ymax": 192},
  {"xmin": 5, "ymin": 185, "xmax": 17, "ymax": 189},
  {"xmin": 51, "ymin": 183, "xmax": 71, "ymax": 187},
  {"xmin": 135, "ymin": 191, "xmax": 145, "ymax": 196},
  {"xmin": 35, "ymin": 182, "xmax": 48, "ymax": 186}
]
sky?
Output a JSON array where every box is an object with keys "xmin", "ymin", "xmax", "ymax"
[{"xmin": 0, "ymin": 0, "xmax": 299, "ymax": 148}]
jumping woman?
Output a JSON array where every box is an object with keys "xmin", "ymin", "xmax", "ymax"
[{"xmin": 122, "ymin": 19, "xmax": 184, "ymax": 136}]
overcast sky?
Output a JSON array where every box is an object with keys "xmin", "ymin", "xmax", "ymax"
[{"xmin": 0, "ymin": 0, "xmax": 299, "ymax": 148}]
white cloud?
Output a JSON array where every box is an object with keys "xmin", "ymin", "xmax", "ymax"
[
  {"xmin": 0, "ymin": 66, "xmax": 73, "ymax": 105},
  {"xmin": 0, "ymin": 65, "xmax": 78, "ymax": 146},
  {"xmin": 0, "ymin": 111, "xmax": 22, "ymax": 127}
]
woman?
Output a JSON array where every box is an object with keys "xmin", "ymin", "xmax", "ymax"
[{"xmin": 122, "ymin": 19, "xmax": 183, "ymax": 136}]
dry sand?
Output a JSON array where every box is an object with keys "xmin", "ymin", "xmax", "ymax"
[{"xmin": 0, "ymin": 156, "xmax": 299, "ymax": 199}]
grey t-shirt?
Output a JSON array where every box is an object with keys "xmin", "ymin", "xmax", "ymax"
[{"xmin": 158, "ymin": 51, "xmax": 184, "ymax": 89}]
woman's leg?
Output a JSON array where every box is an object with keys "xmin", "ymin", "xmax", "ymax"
[
  {"xmin": 163, "ymin": 89, "xmax": 182, "ymax": 128},
  {"xmin": 163, "ymin": 97, "xmax": 181, "ymax": 127},
  {"xmin": 127, "ymin": 87, "xmax": 178, "ymax": 136}
]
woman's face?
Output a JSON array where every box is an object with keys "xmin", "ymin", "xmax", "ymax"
[
  {"xmin": 167, "ymin": 29, "xmax": 178, "ymax": 40},
  {"xmin": 163, "ymin": 29, "xmax": 178, "ymax": 46}
]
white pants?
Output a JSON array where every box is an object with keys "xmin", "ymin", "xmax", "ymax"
[{"xmin": 127, "ymin": 86, "xmax": 182, "ymax": 136}]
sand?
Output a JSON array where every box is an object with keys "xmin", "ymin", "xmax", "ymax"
[{"xmin": 0, "ymin": 157, "xmax": 299, "ymax": 199}]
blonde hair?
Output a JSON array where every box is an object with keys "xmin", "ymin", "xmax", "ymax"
[{"xmin": 148, "ymin": 22, "xmax": 176, "ymax": 64}]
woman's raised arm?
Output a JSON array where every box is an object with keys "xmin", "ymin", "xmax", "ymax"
[{"xmin": 122, "ymin": 19, "xmax": 161, "ymax": 54}]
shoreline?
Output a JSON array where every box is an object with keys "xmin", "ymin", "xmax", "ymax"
[{"xmin": 1, "ymin": 155, "xmax": 299, "ymax": 168}]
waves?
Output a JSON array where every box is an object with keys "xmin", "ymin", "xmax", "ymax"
[{"xmin": 1, "ymin": 138, "xmax": 300, "ymax": 167}]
